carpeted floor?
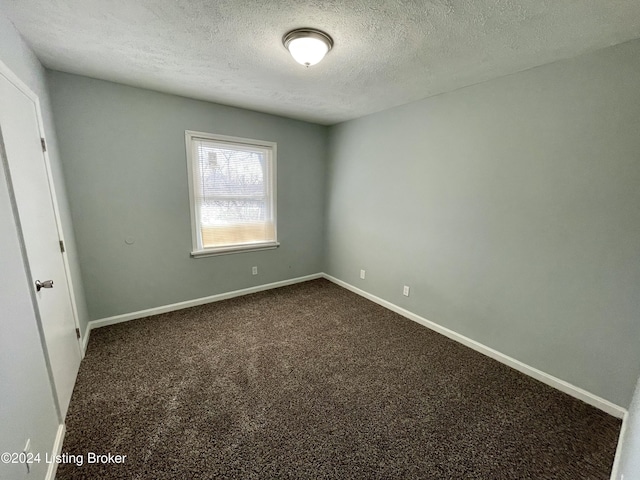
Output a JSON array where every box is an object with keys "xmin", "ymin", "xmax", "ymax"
[{"xmin": 58, "ymin": 279, "xmax": 621, "ymax": 479}]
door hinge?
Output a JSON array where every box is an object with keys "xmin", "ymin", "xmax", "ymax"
[
  {"xmin": 59, "ymin": 240, "xmax": 65, "ymax": 253},
  {"xmin": 75, "ymin": 328, "xmax": 81, "ymax": 340},
  {"xmin": 40, "ymin": 138, "xmax": 47, "ymax": 152}
]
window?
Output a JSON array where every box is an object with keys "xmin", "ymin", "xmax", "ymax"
[{"xmin": 185, "ymin": 131, "xmax": 278, "ymax": 257}]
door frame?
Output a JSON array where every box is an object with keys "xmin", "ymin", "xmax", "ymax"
[{"xmin": 0, "ymin": 59, "xmax": 83, "ymax": 358}]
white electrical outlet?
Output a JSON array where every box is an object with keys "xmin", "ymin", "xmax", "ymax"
[
  {"xmin": 403, "ymin": 285, "xmax": 410, "ymax": 296},
  {"xmin": 252, "ymin": 266, "xmax": 258, "ymax": 275},
  {"xmin": 360, "ymin": 269, "xmax": 365, "ymax": 279}
]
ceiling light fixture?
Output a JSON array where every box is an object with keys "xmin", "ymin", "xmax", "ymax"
[{"xmin": 283, "ymin": 28, "xmax": 333, "ymax": 67}]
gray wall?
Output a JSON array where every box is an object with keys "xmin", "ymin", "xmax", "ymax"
[
  {"xmin": 618, "ymin": 374, "xmax": 640, "ymax": 479},
  {"xmin": 325, "ymin": 39, "xmax": 640, "ymax": 408},
  {"xmin": 0, "ymin": 12, "xmax": 68, "ymax": 479},
  {"xmin": 48, "ymin": 72, "xmax": 327, "ymax": 321}
]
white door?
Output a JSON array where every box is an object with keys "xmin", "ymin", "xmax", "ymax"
[{"xmin": 0, "ymin": 72, "xmax": 81, "ymax": 417}]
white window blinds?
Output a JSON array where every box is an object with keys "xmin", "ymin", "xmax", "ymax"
[{"xmin": 186, "ymin": 132, "xmax": 277, "ymax": 256}]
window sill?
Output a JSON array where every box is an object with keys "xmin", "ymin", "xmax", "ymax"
[{"xmin": 191, "ymin": 242, "xmax": 280, "ymax": 258}]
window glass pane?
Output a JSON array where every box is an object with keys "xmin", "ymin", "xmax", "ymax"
[
  {"xmin": 201, "ymin": 199, "xmax": 266, "ymax": 226},
  {"xmin": 197, "ymin": 144, "xmax": 265, "ymax": 198},
  {"xmin": 188, "ymin": 133, "xmax": 276, "ymax": 253}
]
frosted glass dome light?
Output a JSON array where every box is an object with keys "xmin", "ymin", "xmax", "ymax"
[{"xmin": 283, "ymin": 28, "xmax": 333, "ymax": 67}]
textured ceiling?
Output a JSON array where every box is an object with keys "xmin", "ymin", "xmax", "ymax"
[{"xmin": 2, "ymin": 1, "xmax": 640, "ymax": 125}]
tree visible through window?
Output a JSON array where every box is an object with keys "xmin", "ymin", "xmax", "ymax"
[{"xmin": 186, "ymin": 131, "xmax": 277, "ymax": 256}]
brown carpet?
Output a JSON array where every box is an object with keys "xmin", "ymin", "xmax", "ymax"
[{"xmin": 58, "ymin": 279, "xmax": 621, "ymax": 479}]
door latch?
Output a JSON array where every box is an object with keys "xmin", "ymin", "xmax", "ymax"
[{"xmin": 35, "ymin": 279, "xmax": 54, "ymax": 292}]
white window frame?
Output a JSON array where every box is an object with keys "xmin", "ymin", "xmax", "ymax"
[{"xmin": 185, "ymin": 130, "xmax": 279, "ymax": 257}]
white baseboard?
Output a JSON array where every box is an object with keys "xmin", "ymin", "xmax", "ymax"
[
  {"xmin": 45, "ymin": 423, "xmax": 65, "ymax": 480},
  {"xmin": 88, "ymin": 273, "xmax": 324, "ymax": 333},
  {"xmin": 322, "ymin": 273, "xmax": 627, "ymax": 419},
  {"xmin": 610, "ymin": 410, "xmax": 629, "ymax": 480},
  {"xmin": 81, "ymin": 327, "xmax": 90, "ymax": 356}
]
